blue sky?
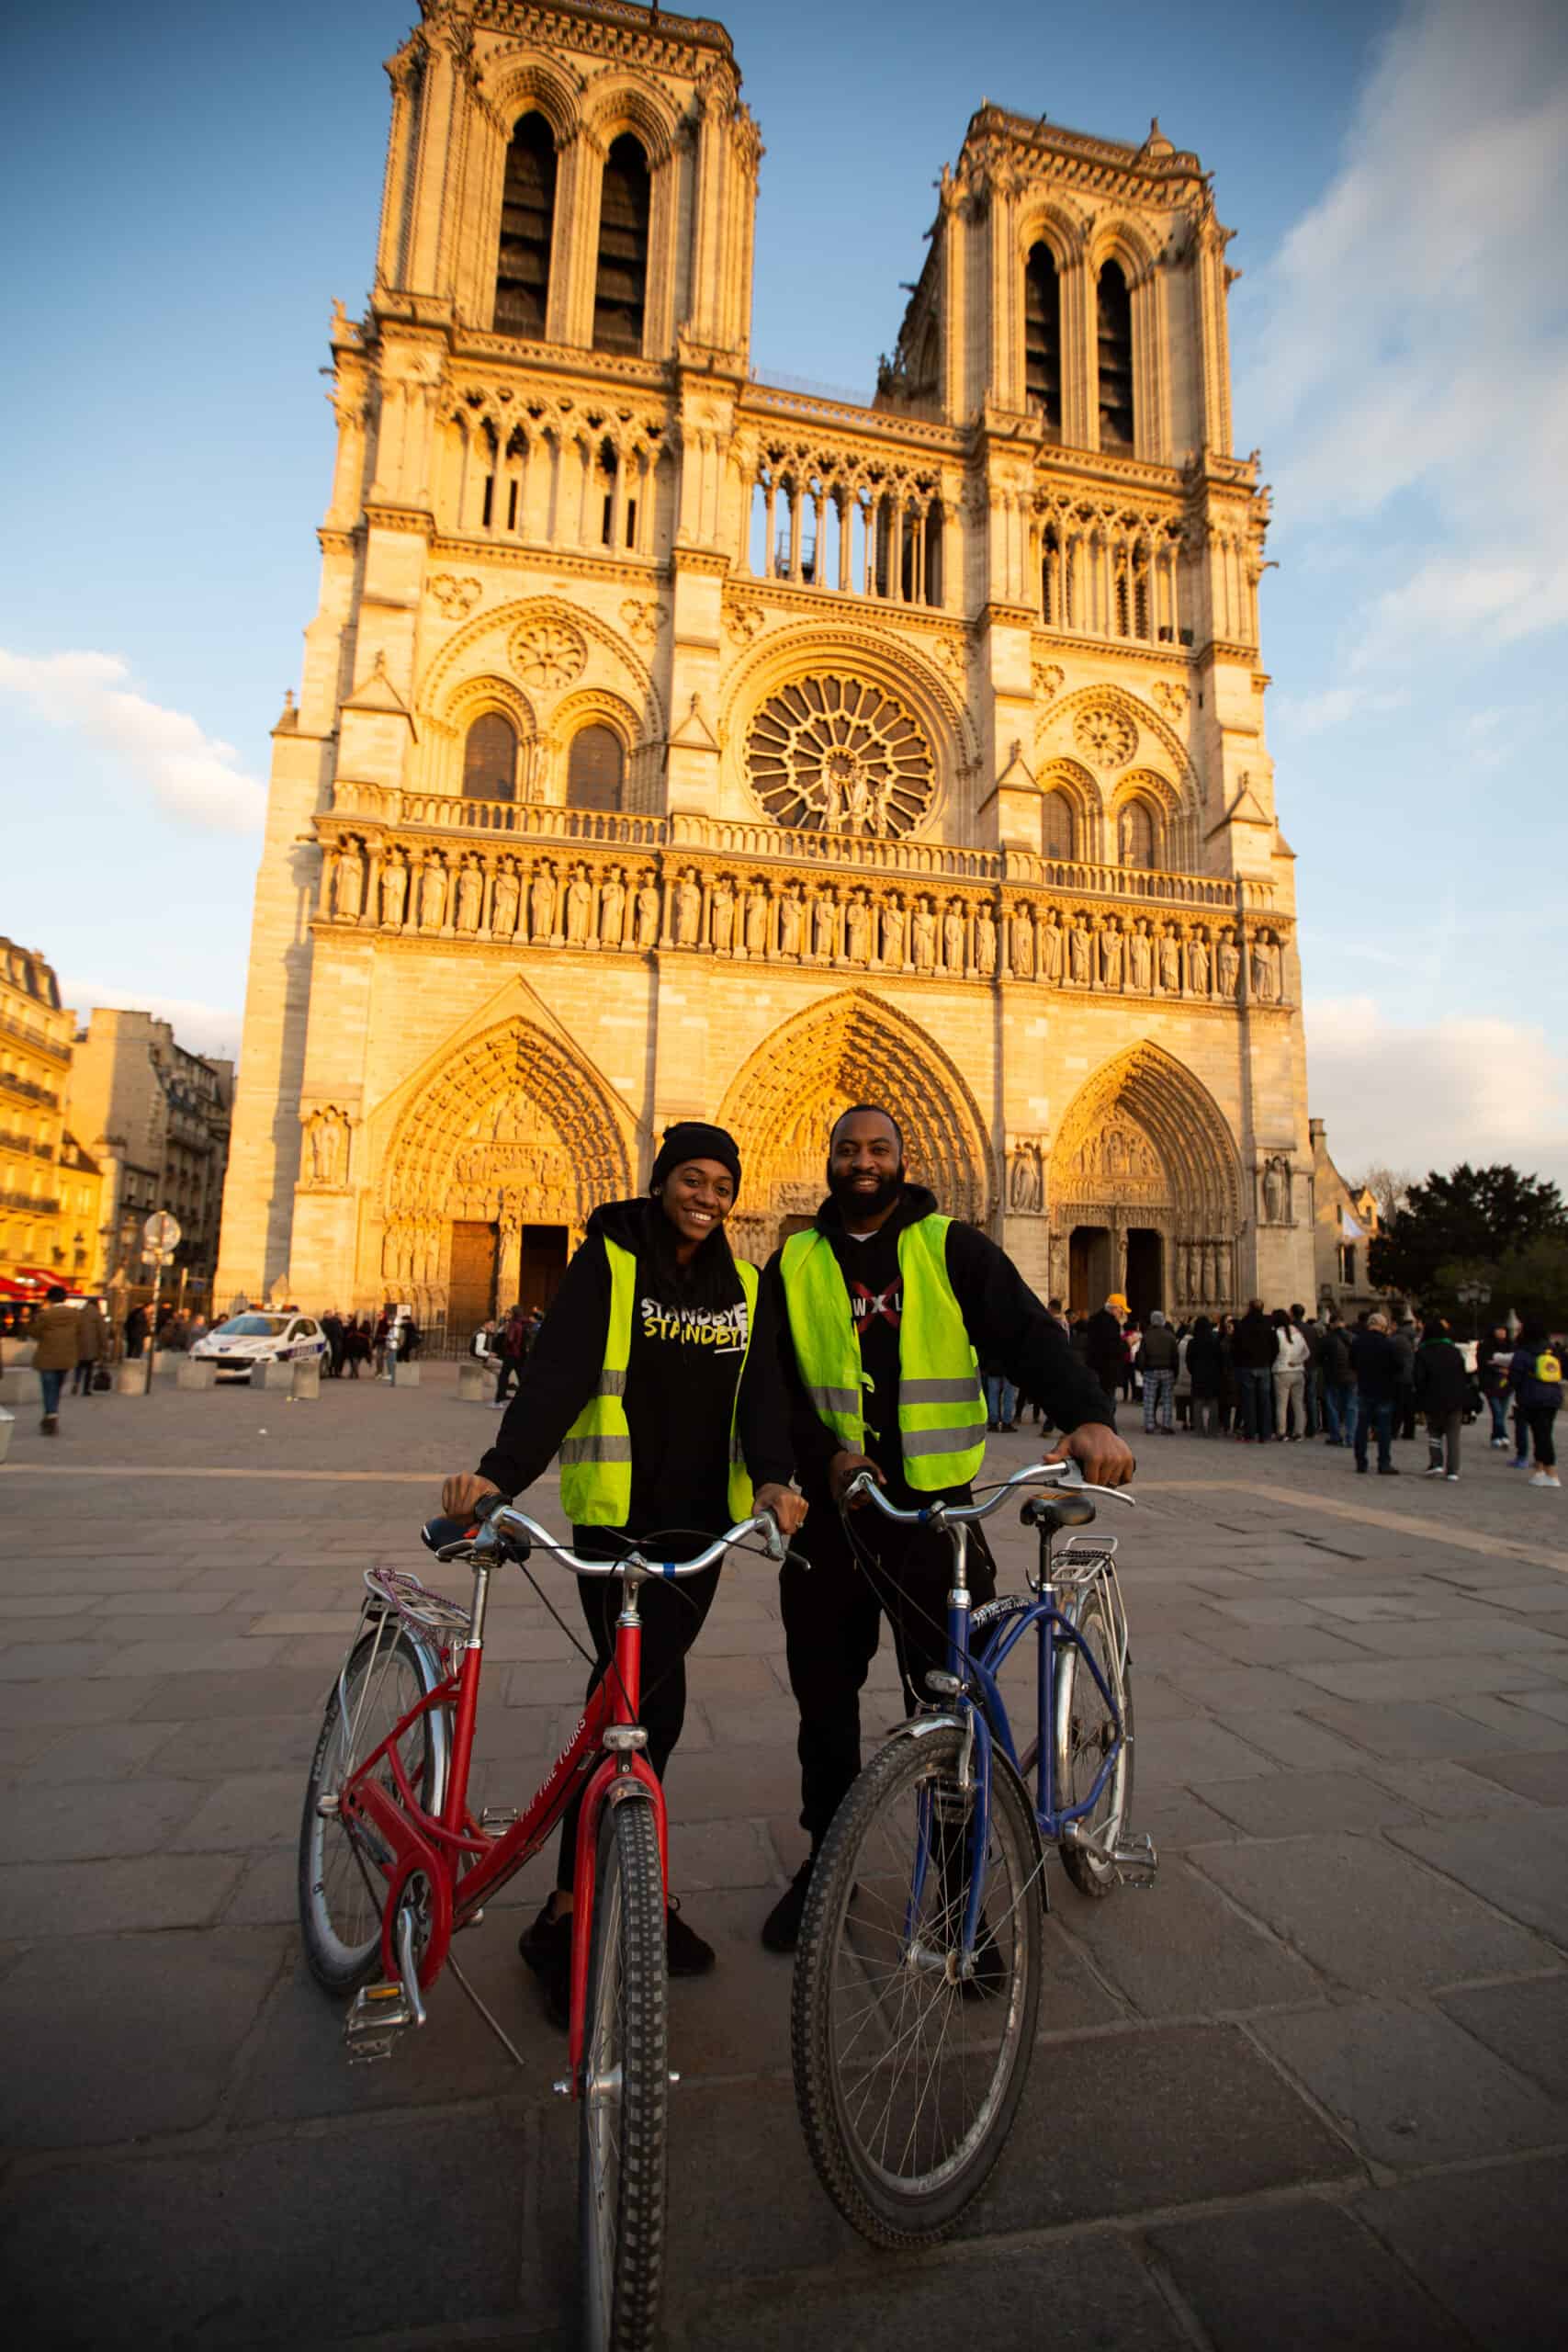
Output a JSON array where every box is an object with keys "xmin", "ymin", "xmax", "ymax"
[{"xmin": 3, "ymin": 0, "xmax": 1564, "ymax": 1186}]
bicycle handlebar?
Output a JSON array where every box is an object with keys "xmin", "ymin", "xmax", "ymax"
[
  {"xmin": 843, "ymin": 1459, "xmax": 1136, "ymax": 1526},
  {"xmin": 422, "ymin": 1501, "xmax": 786, "ymax": 1577}
]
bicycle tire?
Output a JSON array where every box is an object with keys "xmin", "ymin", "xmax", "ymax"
[
  {"xmin": 298, "ymin": 1621, "xmax": 446, "ymax": 1993},
  {"xmin": 580, "ymin": 1793, "xmax": 669, "ymax": 2352},
  {"xmin": 1055, "ymin": 1582, "xmax": 1134, "ymax": 1899},
  {"xmin": 792, "ymin": 1725, "xmax": 1043, "ymax": 2248}
]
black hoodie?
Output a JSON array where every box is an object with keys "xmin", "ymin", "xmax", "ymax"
[
  {"xmin": 760, "ymin": 1184, "xmax": 1116, "ymax": 1508},
  {"xmin": 476, "ymin": 1197, "xmax": 795, "ymax": 1543}
]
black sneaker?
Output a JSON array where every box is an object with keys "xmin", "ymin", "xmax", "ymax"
[
  {"xmin": 665, "ymin": 1894, "xmax": 715, "ymax": 1976},
  {"xmin": 761, "ymin": 1857, "xmax": 816, "ymax": 1953},
  {"xmin": 518, "ymin": 1899, "xmax": 571, "ymax": 2030}
]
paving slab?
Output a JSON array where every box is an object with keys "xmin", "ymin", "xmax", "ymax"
[
  {"xmin": 0, "ymin": 2109, "xmax": 534, "ymax": 2348},
  {"xmin": 1056, "ymin": 1855, "xmax": 1322, "ymax": 2018},
  {"xmin": 1151, "ymin": 2197, "xmax": 1473, "ymax": 2352},
  {"xmin": 1442, "ymin": 1691, "xmax": 1568, "ymax": 1747},
  {"xmin": 1191, "ymin": 1831, "xmax": 1555, "ymax": 1990},
  {"xmin": 3, "ymin": 1851, "xmax": 246, "ymax": 1936},
  {"xmin": 1435, "ymin": 1973, "xmax": 1568, "ymax": 2100},
  {"xmin": 1354, "ymin": 2154, "xmax": 1568, "ymax": 2352},
  {"xmin": 1389, "ymin": 1808, "xmax": 1568, "ymax": 1944},
  {"xmin": 682, "ymin": 2234, "xmax": 1190, "ymax": 2352},
  {"xmin": 1361, "ymin": 1756, "xmax": 1539, "ymax": 1819},
  {"xmin": 0, "ymin": 1927, "xmax": 286, "ymax": 2148},
  {"xmin": 1137, "ymin": 1717, "xmax": 1280, "ymax": 1785},
  {"xmin": 1299, "ymin": 1697, "xmax": 1531, "ymax": 1761},
  {"xmin": 1217, "ymin": 1707, "xmax": 1373, "ymax": 1770},
  {"xmin": 13, "ymin": 1719, "xmax": 174, "ymax": 1781},
  {"xmin": 167, "ymin": 1770, "xmax": 309, "ymax": 1851},
  {"xmin": 1253, "ymin": 1996, "xmax": 1567, "ymax": 2165},
  {"xmin": 1462, "ymin": 1747, "xmax": 1568, "ymax": 1804},
  {"xmin": 1197, "ymin": 1769, "xmax": 1424, "ymax": 1838},
  {"xmin": 0, "ymin": 1773, "xmax": 206, "ymax": 1863}
]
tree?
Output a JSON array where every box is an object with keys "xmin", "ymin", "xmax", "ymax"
[
  {"xmin": 1369, "ymin": 1164, "xmax": 1567, "ymax": 1306},
  {"xmin": 1355, "ymin": 1164, "xmax": 1414, "ymax": 1226}
]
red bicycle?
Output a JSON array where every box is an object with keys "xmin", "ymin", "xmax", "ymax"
[{"xmin": 298, "ymin": 1495, "xmax": 784, "ymax": 2352}]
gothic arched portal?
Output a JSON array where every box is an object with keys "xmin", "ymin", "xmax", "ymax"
[
  {"xmin": 375, "ymin": 1016, "xmax": 634, "ymax": 1324},
  {"xmin": 1046, "ymin": 1044, "xmax": 1240, "ymax": 1319},
  {"xmin": 717, "ymin": 989, "xmax": 995, "ymax": 1255}
]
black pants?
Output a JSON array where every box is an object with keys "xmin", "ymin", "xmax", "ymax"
[
  {"xmin": 1527, "ymin": 1406, "xmax": 1558, "ymax": 1469},
  {"xmin": 555, "ymin": 1536, "xmax": 722, "ymax": 1891},
  {"xmin": 70, "ymin": 1362, "xmax": 96, "ymax": 1395},
  {"xmin": 494, "ymin": 1353, "xmax": 522, "ymax": 1403},
  {"xmin": 781, "ymin": 1503, "xmax": 997, "ymax": 1847}
]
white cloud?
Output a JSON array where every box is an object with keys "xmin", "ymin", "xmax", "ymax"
[
  {"xmin": 1305, "ymin": 994, "xmax": 1568, "ymax": 1190},
  {"xmin": 61, "ymin": 978, "xmax": 242, "ymax": 1064},
  {"xmin": 1238, "ymin": 0, "xmax": 1568, "ymax": 664},
  {"xmin": 1270, "ymin": 684, "xmax": 1405, "ymax": 738},
  {"xmin": 0, "ymin": 647, "xmax": 265, "ymax": 832}
]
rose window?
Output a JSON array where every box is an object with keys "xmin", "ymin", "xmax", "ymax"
[
  {"xmin": 746, "ymin": 675, "xmax": 935, "ymax": 837},
  {"xmin": 1071, "ymin": 704, "xmax": 1137, "ymax": 769},
  {"xmin": 509, "ymin": 620, "xmax": 586, "ymax": 691}
]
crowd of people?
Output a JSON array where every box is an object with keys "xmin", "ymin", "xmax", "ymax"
[
  {"xmin": 1035, "ymin": 1295, "xmax": 1562, "ymax": 1490},
  {"xmin": 318, "ymin": 1308, "xmax": 423, "ymax": 1381}
]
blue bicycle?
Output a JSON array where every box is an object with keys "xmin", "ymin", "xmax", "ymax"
[{"xmin": 791, "ymin": 1460, "xmax": 1156, "ymax": 2245}]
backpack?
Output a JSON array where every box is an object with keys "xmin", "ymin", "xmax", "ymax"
[
  {"xmin": 1537, "ymin": 1349, "xmax": 1562, "ymax": 1387},
  {"xmin": 504, "ymin": 1313, "xmax": 528, "ymax": 1355}
]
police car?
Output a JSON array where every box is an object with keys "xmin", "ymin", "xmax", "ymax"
[{"xmin": 192, "ymin": 1311, "xmax": 328, "ymax": 1382}]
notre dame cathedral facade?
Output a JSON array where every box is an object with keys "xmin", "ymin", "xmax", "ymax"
[{"xmin": 215, "ymin": 0, "xmax": 1315, "ymax": 1331}]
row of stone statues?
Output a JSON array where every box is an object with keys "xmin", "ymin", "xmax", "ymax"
[{"xmin": 322, "ymin": 837, "xmax": 1287, "ymax": 1000}]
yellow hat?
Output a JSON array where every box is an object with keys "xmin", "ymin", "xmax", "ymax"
[{"xmin": 1107, "ymin": 1293, "xmax": 1129, "ymax": 1311}]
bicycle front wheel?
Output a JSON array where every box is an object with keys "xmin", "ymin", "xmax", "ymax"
[
  {"xmin": 1055, "ymin": 1579, "xmax": 1134, "ymax": 1898},
  {"xmin": 792, "ymin": 1725, "xmax": 1043, "ymax": 2247},
  {"xmin": 298, "ymin": 1619, "xmax": 447, "ymax": 1993},
  {"xmin": 579, "ymin": 1792, "xmax": 669, "ymax": 2352}
]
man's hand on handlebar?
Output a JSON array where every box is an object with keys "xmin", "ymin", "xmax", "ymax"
[
  {"xmin": 829, "ymin": 1449, "xmax": 884, "ymax": 1508},
  {"xmin": 754, "ymin": 1481, "xmax": 809, "ymax": 1537},
  {"xmin": 440, "ymin": 1472, "xmax": 502, "ymax": 1521},
  {"xmin": 1046, "ymin": 1422, "xmax": 1135, "ymax": 1487}
]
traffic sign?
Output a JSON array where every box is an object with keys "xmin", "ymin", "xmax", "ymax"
[{"xmin": 143, "ymin": 1211, "xmax": 182, "ymax": 1255}]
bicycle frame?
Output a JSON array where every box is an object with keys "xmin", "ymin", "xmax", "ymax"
[
  {"xmin": 904, "ymin": 1516, "xmax": 1129, "ymax": 1973},
  {"xmin": 337, "ymin": 1555, "xmax": 668, "ymax": 2093}
]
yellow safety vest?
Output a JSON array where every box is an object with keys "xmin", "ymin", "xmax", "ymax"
[
  {"xmin": 779, "ymin": 1216, "xmax": 986, "ymax": 1492},
  {"xmin": 558, "ymin": 1237, "xmax": 759, "ymax": 1527}
]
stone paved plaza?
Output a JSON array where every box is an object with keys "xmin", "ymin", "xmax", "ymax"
[{"xmin": 2, "ymin": 1366, "xmax": 1566, "ymax": 2349}]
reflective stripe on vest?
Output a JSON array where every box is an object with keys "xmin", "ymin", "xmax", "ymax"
[
  {"xmin": 558, "ymin": 1238, "xmax": 759, "ymax": 1526},
  {"xmin": 779, "ymin": 1216, "xmax": 986, "ymax": 1492}
]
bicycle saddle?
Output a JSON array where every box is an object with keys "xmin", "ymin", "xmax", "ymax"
[{"xmin": 1020, "ymin": 1492, "xmax": 1098, "ymax": 1533}]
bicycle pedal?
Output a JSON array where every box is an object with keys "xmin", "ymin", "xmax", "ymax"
[
  {"xmin": 344, "ymin": 1980, "xmax": 416, "ymax": 2061},
  {"xmin": 1112, "ymin": 1834, "xmax": 1158, "ymax": 1887}
]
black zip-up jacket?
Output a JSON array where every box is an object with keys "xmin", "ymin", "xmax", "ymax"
[
  {"xmin": 1414, "ymin": 1337, "xmax": 1470, "ymax": 1416},
  {"xmin": 1229, "ymin": 1308, "xmax": 1276, "ymax": 1371},
  {"xmin": 1348, "ymin": 1329, "xmax": 1401, "ymax": 1403},
  {"xmin": 476, "ymin": 1198, "xmax": 794, "ymax": 1542},
  {"xmin": 761, "ymin": 1185, "xmax": 1115, "ymax": 1508}
]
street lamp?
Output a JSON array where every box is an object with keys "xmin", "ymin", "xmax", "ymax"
[{"xmin": 1456, "ymin": 1278, "xmax": 1487, "ymax": 1340}]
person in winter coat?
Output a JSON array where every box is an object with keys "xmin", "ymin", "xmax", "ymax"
[
  {"xmin": 1186, "ymin": 1315, "xmax": 1223, "ymax": 1435},
  {"xmin": 124, "ymin": 1303, "xmax": 149, "ymax": 1359},
  {"xmin": 1272, "ymin": 1309, "xmax": 1311, "ymax": 1440},
  {"xmin": 1084, "ymin": 1294, "xmax": 1129, "ymax": 1421},
  {"xmin": 1320, "ymin": 1314, "xmax": 1356, "ymax": 1445},
  {"xmin": 1507, "ymin": 1323, "xmax": 1562, "ymax": 1488},
  {"xmin": 1477, "ymin": 1323, "xmax": 1515, "ymax": 1449},
  {"xmin": 439, "ymin": 1123, "xmax": 807, "ymax": 2024},
  {"xmin": 1229, "ymin": 1301, "xmax": 1276, "ymax": 1441},
  {"xmin": 1139, "ymin": 1309, "xmax": 1179, "ymax": 1432},
  {"xmin": 71, "ymin": 1296, "xmax": 107, "ymax": 1396},
  {"xmin": 1349, "ymin": 1313, "xmax": 1403, "ymax": 1473},
  {"xmin": 31, "ymin": 1286, "xmax": 79, "ymax": 1434},
  {"xmin": 1389, "ymin": 1319, "xmax": 1419, "ymax": 1441},
  {"xmin": 1414, "ymin": 1317, "xmax": 1470, "ymax": 1479}
]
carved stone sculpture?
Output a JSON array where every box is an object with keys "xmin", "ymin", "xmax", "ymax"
[
  {"xmin": 846, "ymin": 891, "xmax": 871, "ymax": 965},
  {"xmin": 1008, "ymin": 1142, "xmax": 1043, "ymax": 1214},
  {"xmin": 307, "ymin": 1109, "xmax": 346, "ymax": 1188},
  {"xmin": 976, "ymin": 905, "xmax": 998, "ymax": 978},
  {"xmin": 1261, "ymin": 1154, "xmax": 1289, "ymax": 1225},
  {"xmin": 1069, "ymin": 922, "xmax": 1091, "ymax": 985},
  {"xmin": 333, "ymin": 842, "xmax": 363, "ymax": 922},
  {"xmin": 456, "ymin": 857, "xmax": 482, "ymax": 934},
  {"xmin": 912, "ymin": 897, "xmax": 937, "ymax": 972},
  {"xmin": 636, "ymin": 872, "xmax": 660, "ymax": 949},
  {"xmin": 1041, "ymin": 907, "xmax": 1064, "ymax": 983},
  {"xmin": 530, "ymin": 862, "xmax": 557, "ymax": 942},
  {"xmin": 1129, "ymin": 919, "xmax": 1153, "ymax": 991},
  {"xmin": 491, "ymin": 862, "xmax": 519, "ymax": 938},
  {"xmin": 419, "ymin": 856, "xmax": 446, "ymax": 932},
  {"xmin": 1100, "ymin": 922, "xmax": 1123, "ymax": 989},
  {"xmin": 880, "ymin": 896, "xmax": 906, "ymax": 967},
  {"xmin": 779, "ymin": 887, "xmax": 803, "ymax": 958},
  {"xmin": 711, "ymin": 877, "xmax": 735, "ymax": 956},
  {"xmin": 943, "ymin": 901, "xmax": 965, "ymax": 972},
  {"xmin": 675, "ymin": 870, "xmax": 702, "ymax": 948},
  {"xmin": 380, "ymin": 853, "xmax": 408, "ymax": 928},
  {"xmin": 1189, "ymin": 931, "xmax": 1210, "ymax": 995},
  {"xmin": 1252, "ymin": 932, "xmax": 1280, "ymax": 1003},
  {"xmin": 814, "ymin": 891, "xmax": 837, "ymax": 961},
  {"xmin": 1217, "ymin": 929, "xmax": 1241, "ymax": 1000},
  {"xmin": 565, "ymin": 865, "xmax": 592, "ymax": 945},
  {"xmin": 1011, "ymin": 906, "xmax": 1035, "ymax": 979},
  {"xmin": 599, "ymin": 868, "xmax": 626, "ymax": 947},
  {"xmin": 1159, "ymin": 925, "xmax": 1181, "ymax": 993}
]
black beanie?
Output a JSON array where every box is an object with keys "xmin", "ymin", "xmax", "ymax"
[{"xmin": 649, "ymin": 1121, "xmax": 741, "ymax": 1196}]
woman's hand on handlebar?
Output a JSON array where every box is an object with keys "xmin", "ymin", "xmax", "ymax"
[
  {"xmin": 754, "ymin": 1481, "xmax": 809, "ymax": 1537},
  {"xmin": 829, "ymin": 1449, "xmax": 884, "ymax": 1508},
  {"xmin": 440, "ymin": 1472, "xmax": 502, "ymax": 1521},
  {"xmin": 1045, "ymin": 1423, "xmax": 1135, "ymax": 1487}
]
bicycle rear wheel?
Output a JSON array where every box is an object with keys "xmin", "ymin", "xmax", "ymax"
[
  {"xmin": 792, "ymin": 1724, "xmax": 1043, "ymax": 2248},
  {"xmin": 1055, "ymin": 1579, "xmax": 1134, "ymax": 1898},
  {"xmin": 298, "ymin": 1620, "xmax": 447, "ymax": 1992},
  {"xmin": 580, "ymin": 1792, "xmax": 668, "ymax": 2352}
]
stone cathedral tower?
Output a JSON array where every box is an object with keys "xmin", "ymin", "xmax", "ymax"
[{"xmin": 215, "ymin": 0, "xmax": 1314, "ymax": 1329}]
